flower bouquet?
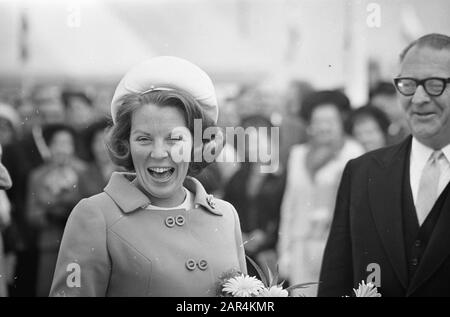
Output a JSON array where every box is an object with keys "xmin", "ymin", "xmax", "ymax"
[
  {"xmin": 216, "ymin": 256, "xmax": 381, "ymax": 297},
  {"xmin": 216, "ymin": 256, "xmax": 317, "ymax": 297}
]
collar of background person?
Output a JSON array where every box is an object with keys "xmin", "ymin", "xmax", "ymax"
[{"xmin": 103, "ymin": 172, "xmax": 222, "ymax": 216}]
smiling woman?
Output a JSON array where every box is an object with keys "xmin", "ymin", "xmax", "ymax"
[
  {"xmin": 106, "ymin": 88, "xmax": 216, "ymax": 208},
  {"xmin": 49, "ymin": 56, "xmax": 247, "ymax": 297}
]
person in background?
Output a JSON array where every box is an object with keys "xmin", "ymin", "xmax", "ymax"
[
  {"xmin": 193, "ymin": 162, "xmax": 224, "ymax": 198},
  {"xmin": 15, "ymin": 100, "xmax": 35, "ymax": 136},
  {"xmin": 348, "ymin": 105, "xmax": 391, "ymax": 152},
  {"xmin": 224, "ymin": 115, "xmax": 286, "ymax": 276},
  {"xmin": 278, "ymin": 80, "xmax": 313, "ymax": 165},
  {"xmin": 62, "ymin": 90, "xmax": 97, "ymax": 131},
  {"xmin": 77, "ymin": 119, "xmax": 120, "ymax": 197},
  {"xmin": 212, "ymin": 95, "xmax": 242, "ymax": 191},
  {"xmin": 62, "ymin": 90, "xmax": 99, "ymax": 161},
  {"xmin": 2, "ymin": 85, "xmax": 66, "ymax": 297},
  {"xmin": 278, "ymin": 90, "xmax": 364, "ymax": 296},
  {"xmin": 26, "ymin": 123, "xmax": 88, "ymax": 297},
  {"xmin": 0, "ymin": 144, "xmax": 13, "ymax": 297},
  {"xmin": 370, "ymin": 81, "xmax": 410, "ymax": 145}
]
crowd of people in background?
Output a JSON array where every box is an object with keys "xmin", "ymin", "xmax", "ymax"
[
  {"xmin": 0, "ymin": 78, "xmax": 409, "ymax": 296},
  {"xmin": 0, "ymin": 85, "xmax": 120, "ymax": 296}
]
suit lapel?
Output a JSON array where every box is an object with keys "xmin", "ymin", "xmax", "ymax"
[
  {"xmin": 368, "ymin": 138, "xmax": 411, "ymax": 290},
  {"xmin": 407, "ymin": 181, "xmax": 450, "ymax": 295}
]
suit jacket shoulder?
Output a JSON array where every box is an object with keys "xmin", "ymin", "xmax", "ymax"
[{"xmin": 344, "ymin": 137, "xmax": 412, "ymax": 173}]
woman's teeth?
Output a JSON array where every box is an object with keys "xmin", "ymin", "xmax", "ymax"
[
  {"xmin": 149, "ymin": 167, "xmax": 172, "ymax": 173},
  {"xmin": 148, "ymin": 167, "xmax": 175, "ymax": 180}
]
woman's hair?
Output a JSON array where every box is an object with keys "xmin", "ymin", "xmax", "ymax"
[
  {"xmin": 106, "ymin": 89, "xmax": 220, "ymax": 175},
  {"xmin": 42, "ymin": 123, "xmax": 77, "ymax": 147},
  {"xmin": 300, "ymin": 90, "xmax": 351, "ymax": 123},
  {"xmin": 347, "ymin": 105, "xmax": 391, "ymax": 136}
]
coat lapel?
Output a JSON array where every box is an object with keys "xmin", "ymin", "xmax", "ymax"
[
  {"xmin": 407, "ymin": 181, "xmax": 450, "ymax": 295},
  {"xmin": 368, "ymin": 137, "xmax": 411, "ymax": 290},
  {"xmin": 184, "ymin": 176, "xmax": 223, "ymax": 216}
]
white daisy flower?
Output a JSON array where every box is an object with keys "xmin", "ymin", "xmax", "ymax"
[
  {"xmin": 258, "ymin": 285, "xmax": 289, "ymax": 297},
  {"xmin": 222, "ymin": 274, "xmax": 265, "ymax": 297},
  {"xmin": 353, "ymin": 281, "xmax": 381, "ymax": 297}
]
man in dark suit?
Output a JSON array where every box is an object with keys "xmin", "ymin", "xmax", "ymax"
[{"xmin": 318, "ymin": 33, "xmax": 450, "ymax": 297}]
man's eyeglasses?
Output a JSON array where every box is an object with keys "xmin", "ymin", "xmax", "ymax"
[{"xmin": 393, "ymin": 77, "xmax": 450, "ymax": 97}]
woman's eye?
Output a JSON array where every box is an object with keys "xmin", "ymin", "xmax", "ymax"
[
  {"xmin": 170, "ymin": 136, "xmax": 183, "ymax": 141},
  {"xmin": 136, "ymin": 136, "xmax": 151, "ymax": 142}
]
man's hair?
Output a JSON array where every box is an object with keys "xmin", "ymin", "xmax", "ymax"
[{"xmin": 400, "ymin": 33, "xmax": 450, "ymax": 62}]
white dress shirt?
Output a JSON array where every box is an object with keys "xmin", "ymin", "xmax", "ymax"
[{"xmin": 410, "ymin": 138, "xmax": 450, "ymax": 209}]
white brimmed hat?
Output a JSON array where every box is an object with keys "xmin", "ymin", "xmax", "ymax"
[{"xmin": 111, "ymin": 56, "xmax": 218, "ymax": 124}]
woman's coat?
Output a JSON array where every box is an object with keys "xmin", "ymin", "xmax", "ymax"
[{"xmin": 50, "ymin": 172, "xmax": 247, "ymax": 297}]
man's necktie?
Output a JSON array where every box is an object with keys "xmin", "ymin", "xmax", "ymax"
[{"xmin": 416, "ymin": 150, "xmax": 443, "ymax": 226}]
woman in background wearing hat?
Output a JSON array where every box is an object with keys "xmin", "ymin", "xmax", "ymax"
[
  {"xmin": 277, "ymin": 90, "xmax": 364, "ymax": 296},
  {"xmin": 50, "ymin": 56, "xmax": 247, "ymax": 297}
]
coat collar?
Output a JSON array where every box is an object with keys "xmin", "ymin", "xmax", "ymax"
[
  {"xmin": 103, "ymin": 172, "xmax": 222, "ymax": 216},
  {"xmin": 368, "ymin": 136, "xmax": 412, "ymax": 290}
]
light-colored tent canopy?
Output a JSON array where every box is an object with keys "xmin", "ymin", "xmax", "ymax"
[{"xmin": 1, "ymin": 0, "xmax": 450, "ymax": 94}]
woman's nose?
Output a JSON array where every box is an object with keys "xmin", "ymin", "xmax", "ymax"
[{"xmin": 150, "ymin": 140, "xmax": 169, "ymax": 159}]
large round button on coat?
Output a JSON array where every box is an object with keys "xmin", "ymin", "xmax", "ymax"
[
  {"xmin": 165, "ymin": 216, "xmax": 175, "ymax": 228},
  {"xmin": 198, "ymin": 259, "xmax": 208, "ymax": 271},
  {"xmin": 186, "ymin": 259, "xmax": 197, "ymax": 271},
  {"xmin": 175, "ymin": 215, "xmax": 185, "ymax": 226}
]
